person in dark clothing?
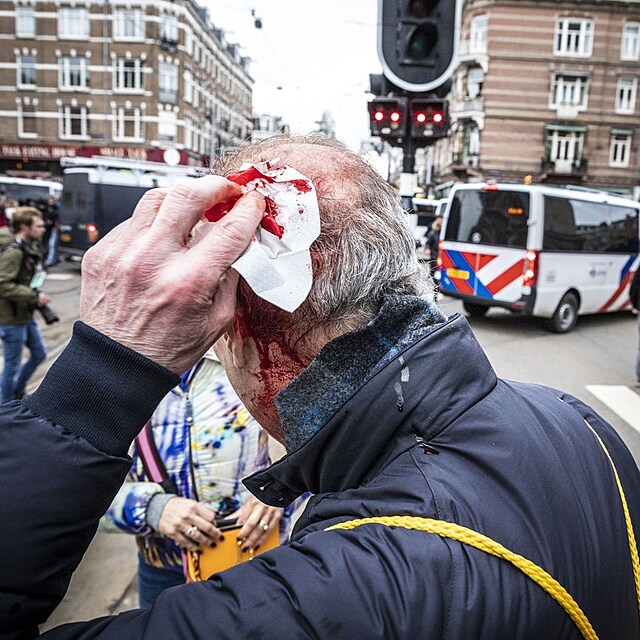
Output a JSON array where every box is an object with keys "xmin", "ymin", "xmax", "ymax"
[
  {"xmin": 424, "ymin": 215, "xmax": 443, "ymax": 279},
  {"xmin": 630, "ymin": 267, "xmax": 640, "ymax": 387},
  {"xmin": 40, "ymin": 196, "xmax": 60, "ymax": 267},
  {"xmin": 0, "ymin": 136, "xmax": 639, "ymax": 640}
]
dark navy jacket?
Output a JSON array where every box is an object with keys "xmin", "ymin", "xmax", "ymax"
[{"xmin": 0, "ymin": 313, "xmax": 639, "ymax": 639}]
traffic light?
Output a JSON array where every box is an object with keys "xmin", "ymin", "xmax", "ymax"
[
  {"xmin": 367, "ymin": 97, "xmax": 407, "ymax": 142},
  {"xmin": 409, "ymin": 98, "xmax": 449, "ymax": 140},
  {"xmin": 378, "ymin": 0, "xmax": 462, "ymax": 93}
]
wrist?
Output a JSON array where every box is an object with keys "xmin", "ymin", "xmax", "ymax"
[{"xmin": 146, "ymin": 493, "xmax": 177, "ymax": 531}]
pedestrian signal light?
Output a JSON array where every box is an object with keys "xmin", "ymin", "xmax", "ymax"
[
  {"xmin": 409, "ymin": 98, "xmax": 449, "ymax": 140},
  {"xmin": 367, "ymin": 97, "xmax": 408, "ymax": 143}
]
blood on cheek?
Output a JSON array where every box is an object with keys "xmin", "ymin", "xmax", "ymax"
[{"xmin": 234, "ymin": 316, "xmax": 308, "ymax": 413}]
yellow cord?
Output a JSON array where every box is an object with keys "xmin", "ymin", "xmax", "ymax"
[
  {"xmin": 324, "ymin": 418, "xmax": 640, "ymax": 640},
  {"xmin": 327, "ymin": 515, "xmax": 598, "ymax": 640},
  {"xmin": 582, "ymin": 419, "xmax": 640, "ymax": 612}
]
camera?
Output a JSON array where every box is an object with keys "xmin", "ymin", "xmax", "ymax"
[{"xmin": 37, "ymin": 305, "xmax": 59, "ymax": 325}]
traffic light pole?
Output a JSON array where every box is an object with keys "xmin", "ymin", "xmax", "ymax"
[{"xmin": 399, "ymin": 137, "xmax": 419, "ymax": 212}]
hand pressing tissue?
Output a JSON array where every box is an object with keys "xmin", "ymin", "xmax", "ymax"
[{"xmin": 205, "ymin": 159, "xmax": 321, "ymax": 313}]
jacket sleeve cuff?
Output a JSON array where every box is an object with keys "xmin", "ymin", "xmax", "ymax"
[
  {"xmin": 146, "ymin": 493, "xmax": 177, "ymax": 531},
  {"xmin": 24, "ymin": 321, "xmax": 180, "ymax": 457}
]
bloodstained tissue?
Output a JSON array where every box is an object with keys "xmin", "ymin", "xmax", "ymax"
[{"xmin": 204, "ymin": 164, "xmax": 311, "ymax": 240}]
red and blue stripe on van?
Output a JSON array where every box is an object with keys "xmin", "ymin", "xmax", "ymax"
[
  {"xmin": 598, "ymin": 254, "xmax": 639, "ymax": 312},
  {"xmin": 439, "ymin": 248, "xmax": 525, "ymax": 301}
]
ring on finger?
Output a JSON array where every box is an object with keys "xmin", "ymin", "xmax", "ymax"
[
  {"xmin": 185, "ymin": 525, "xmax": 199, "ymax": 539},
  {"xmin": 259, "ymin": 520, "xmax": 269, "ymax": 532}
]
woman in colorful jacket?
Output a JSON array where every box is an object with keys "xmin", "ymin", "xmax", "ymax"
[{"xmin": 102, "ymin": 349, "xmax": 291, "ymax": 607}]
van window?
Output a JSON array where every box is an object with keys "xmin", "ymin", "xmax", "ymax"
[
  {"xmin": 445, "ymin": 189, "xmax": 530, "ymax": 248},
  {"xmin": 413, "ymin": 202, "xmax": 438, "ymax": 228},
  {"xmin": 543, "ymin": 196, "xmax": 639, "ymax": 253}
]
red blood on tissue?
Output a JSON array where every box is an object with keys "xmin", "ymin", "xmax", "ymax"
[{"xmin": 204, "ymin": 166, "xmax": 286, "ymax": 239}]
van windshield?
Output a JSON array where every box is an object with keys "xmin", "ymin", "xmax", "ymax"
[
  {"xmin": 445, "ymin": 189, "xmax": 530, "ymax": 249},
  {"xmin": 0, "ymin": 183, "xmax": 51, "ymax": 205}
]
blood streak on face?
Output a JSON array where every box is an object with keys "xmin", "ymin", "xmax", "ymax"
[
  {"xmin": 233, "ymin": 314, "xmax": 309, "ymax": 433},
  {"xmin": 203, "ymin": 165, "xmax": 313, "ymax": 240}
]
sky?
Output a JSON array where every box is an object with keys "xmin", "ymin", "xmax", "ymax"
[{"xmin": 202, "ymin": 1, "xmax": 382, "ymax": 151}]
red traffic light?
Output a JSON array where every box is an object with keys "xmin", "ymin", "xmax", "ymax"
[
  {"xmin": 408, "ymin": 98, "xmax": 449, "ymax": 140},
  {"xmin": 390, "ymin": 110, "xmax": 401, "ymax": 123},
  {"xmin": 374, "ymin": 110, "xmax": 385, "ymax": 122}
]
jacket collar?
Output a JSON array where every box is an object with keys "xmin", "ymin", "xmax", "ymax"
[{"xmin": 244, "ymin": 305, "xmax": 498, "ymax": 507}]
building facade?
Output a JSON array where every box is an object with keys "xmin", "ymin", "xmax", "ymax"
[
  {"xmin": 434, "ymin": 0, "xmax": 640, "ymax": 199},
  {"xmin": 0, "ymin": 0, "xmax": 254, "ymax": 177}
]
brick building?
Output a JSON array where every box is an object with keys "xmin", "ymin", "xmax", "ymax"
[
  {"xmin": 0, "ymin": 0, "xmax": 253, "ymax": 177},
  {"xmin": 434, "ymin": 0, "xmax": 640, "ymax": 199}
]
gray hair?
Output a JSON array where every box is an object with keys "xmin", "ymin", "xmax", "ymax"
[{"xmin": 216, "ymin": 134, "xmax": 433, "ymax": 346}]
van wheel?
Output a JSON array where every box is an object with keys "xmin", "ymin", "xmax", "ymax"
[
  {"xmin": 463, "ymin": 301, "xmax": 489, "ymax": 317},
  {"xmin": 546, "ymin": 293, "xmax": 578, "ymax": 333}
]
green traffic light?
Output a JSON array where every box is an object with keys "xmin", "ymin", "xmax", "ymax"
[{"xmin": 407, "ymin": 24, "xmax": 437, "ymax": 60}]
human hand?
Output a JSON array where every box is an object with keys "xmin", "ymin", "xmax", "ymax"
[
  {"xmin": 157, "ymin": 496, "xmax": 223, "ymax": 553},
  {"xmin": 80, "ymin": 176, "xmax": 265, "ymax": 374},
  {"xmin": 37, "ymin": 292, "xmax": 51, "ymax": 307},
  {"xmin": 231, "ymin": 495, "xmax": 282, "ymax": 552}
]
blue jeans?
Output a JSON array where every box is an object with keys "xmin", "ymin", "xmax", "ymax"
[
  {"xmin": 46, "ymin": 227, "xmax": 59, "ymax": 266},
  {"xmin": 137, "ymin": 558, "xmax": 185, "ymax": 608},
  {"xmin": 0, "ymin": 320, "xmax": 47, "ymax": 403}
]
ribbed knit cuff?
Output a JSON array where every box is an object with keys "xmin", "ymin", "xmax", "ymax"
[
  {"xmin": 146, "ymin": 493, "xmax": 177, "ymax": 531},
  {"xmin": 24, "ymin": 321, "xmax": 180, "ymax": 457}
]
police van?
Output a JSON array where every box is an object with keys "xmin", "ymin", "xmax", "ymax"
[
  {"xmin": 58, "ymin": 157, "xmax": 202, "ymax": 259},
  {"xmin": 438, "ymin": 182, "xmax": 640, "ymax": 332}
]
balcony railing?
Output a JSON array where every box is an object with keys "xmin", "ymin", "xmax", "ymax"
[
  {"xmin": 540, "ymin": 157, "xmax": 588, "ymax": 175},
  {"xmin": 457, "ymin": 97, "xmax": 484, "ymax": 114}
]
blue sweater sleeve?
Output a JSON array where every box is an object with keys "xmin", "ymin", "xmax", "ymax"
[{"xmin": 0, "ymin": 321, "xmax": 179, "ymax": 638}]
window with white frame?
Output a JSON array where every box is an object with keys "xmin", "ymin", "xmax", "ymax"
[
  {"xmin": 18, "ymin": 103, "xmax": 37, "ymax": 137},
  {"xmin": 17, "ymin": 55, "xmax": 36, "ymax": 87},
  {"xmin": 158, "ymin": 110, "xmax": 177, "ymax": 142},
  {"xmin": 547, "ymin": 129, "xmax": 584, "ymax": 164},
  {"xmin": 114, "ymin": 107, "xmax": 142, "ymax": 140},
  {"xmin": 16, "ymin": 6, "xmax": 35, "ymax": 37},
  {"xmin": 159, "ymin": 62, "xmax": 178, "ymax": 102},
  {"xmin": 59, "ymin": 56, "xmax": 89, "ymax": 90},
  {"xmin": 616, "ymin": 76, "xmax": 637, "ymax": 113},
  {"xmin": 550, "ymin": 73, "xmax": 589, "ymax": 109},
  {"xmin": 114, "ymin": 9, "xmax": 143, "ymax": 40},
  {"xmin": 609, "ymin": 133, "xmax": 631, "ymax": 167},
  {"xmin": 183, "ymin": 115, "xmax": 192, "ymax": 149},
  {"xmin": 58, "ymin": 7, "xmax": 89, "ymax": 38},
  {"xmin": 160, "ymin": 14, "xmax": 178, "ymax": 42},
  {"xmin": 183, "ymin": 69, "xmax": 193, "ymax": 103},
  {"xmin": 621, "ymin": 23, "xmax": 640, "ymax": 61},
  {"xmin": 470, "ymin": 15, "xmax": 487, "ymax": 53},
  {"xmin": 60, "ymin": 105, "xmax": 88, "ymax": 138},
  {"xmin": 114, "ymin": 58, "xmax": 144, "ymax": 91},
  {"xmin": 555, "ymin": 19, "xmax": 593, "ymax": 57}
]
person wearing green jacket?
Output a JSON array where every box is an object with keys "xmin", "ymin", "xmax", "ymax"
[{"xmin": 0, "ymin": 207, "xmax": 50, "ymax": 403}]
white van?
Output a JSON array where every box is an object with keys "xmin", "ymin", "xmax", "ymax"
[
  {"xmin": 438, "ymin": 183, "xmax": 640, "ymax": 332},
  {"xmin": 410, "ymin": 197, "xmax": 449, "ymax": 260},
  {"xmin": 0, "ymin": 176, "xmax": 62, "ymax": 205}
]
